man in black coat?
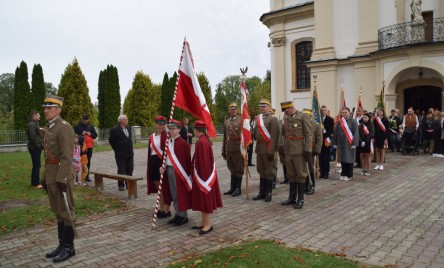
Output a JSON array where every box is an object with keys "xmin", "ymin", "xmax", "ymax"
[
  {"xmin": 319, "ymin": 105, "xmax": 334, "ymax": 179},
  {"xmin": 109, "ymin": 115, "xmax": 134, "ymax": 191}
]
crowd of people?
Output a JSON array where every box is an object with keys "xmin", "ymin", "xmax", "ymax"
[{"xmin": 28, "ymin": 93, "xmax": 444, "ymax": 264}]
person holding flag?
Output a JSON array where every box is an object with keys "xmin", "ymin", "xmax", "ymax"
[
  {"xmin": 191, "ymin": 120, "xmax": 222, "ymax": 235},
  {"xmin": 159, "ymin": 119, "xmax": 192, "ymax": 226},
  {"xmin": 319, "ymin": 105, "xmax": 334, "ymax": 179},
  {"xmin": 222, "ymin": 102, "xmax": 244, "ymax": 197},
  {"xmin": 333, "ymin": 107, "xmax": 359, "ymax": 181},
  {"xmin": 252, "ymin": 99, "xmax": 280, "ymax": 202},
  {"xmin": 279, "ymin": 101, "xmax": 312, "ymax": 209},
  {"xmin": 373, "ymin": 108, "xmax": 390, "ymax": 171},
  {"xmin": 147, "ymin": 116, "xmax": 172, "ymax": 218},
  {"xmin": 359, "ymin": 113, "xmax": 374, "ymax": 176}
]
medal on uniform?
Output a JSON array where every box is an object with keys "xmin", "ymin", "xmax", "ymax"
[{"xmin": 294, "ymin": 124, "xmax": 298, "ymax": 128}]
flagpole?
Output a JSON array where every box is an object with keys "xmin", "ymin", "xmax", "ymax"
[{"xmin": 152, "ymin": 38, "xmax": 187, "ymax": 229}]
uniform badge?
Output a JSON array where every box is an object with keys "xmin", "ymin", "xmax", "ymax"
[
  {"xmin": 294, "ymin": 124, "xmax": 298, "ymax": 128},
  {"xmin": 49, "ymin": 123, "xmax": 55, "ymax": 129}
]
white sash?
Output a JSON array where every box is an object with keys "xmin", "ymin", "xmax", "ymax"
[
  {"xmin": 167, "ymin": 141, "xmax": 192, "ymax": 191},
  {"xmin": 150, "ymin": 133, "xmax": 163, "ymax": 158},
  {"xmin": 257, "ymin": 115, "xmax": 270, "ymax": 142},
  {"xmin": 375, "ymin": 117, "xmax": 386, "ymax": 133},
  {"xmin": 363, "ymin": 124, "xmax": 369, "ymax": 135},
  {"xmin": 193, "ymin": 162, "xmax": 217, "ymax": 194},
  {"xmin": 339, "ymin": 117, "xmax": 353, "ymax": 145}
]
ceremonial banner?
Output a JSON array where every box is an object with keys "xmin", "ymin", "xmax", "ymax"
[
  {"xmin": 376, "ymin": 81, "xmax": 385, "ymax": 114},
  {"xmin": 240, "ymin": 80, "xmax": 252, "ymax": 155},
  {"xmin": 353, "ymin": 91, "xmax": 363, "ymax": 119},
  {"xmin": 174, "ymin": 41, "xmax": 216, "ymax": 137}
]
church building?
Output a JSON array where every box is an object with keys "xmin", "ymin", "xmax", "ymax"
[{"xmin": 260, "ymin": 0, "xmax": 444, "ymax": 115}]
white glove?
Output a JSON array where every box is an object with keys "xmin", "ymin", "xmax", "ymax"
[
  {"xmin": 351, "ymin": 146, "xmax": 356, "ymax": 150},
  {"xmin": 361, "ymin": 142, "xmax": 365, "ymax": 147},
  {"xmin": 333, "ymin": 145, "xmax": 337, "ymax": 149}
]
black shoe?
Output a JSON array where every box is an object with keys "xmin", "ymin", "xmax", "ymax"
[
  {"xmin": 164, "ymin": 211, "xmax": 171, "ymax": 218},
  {"xmin": 173, "ymin": 217, "xmax": 189, "ymax": 226},
  {"xmin": 168, "ymin": 215, "xmax": 179, "ymax": 224},
  {"xmin": 45, "ymin": 244, "xmax": 63, "ymax": 258},
  {"xmin": 305, "ymin": 186, "xmax": 315, "ymax": 195},
  {"xmin": 281, "ymin": 199, "xmax": 296, "ymax": 205},
  {"xmin": 321, "ymin": 175, "xmax": 329, "ymax": 179},
  {"xmin": 248, "ymin": 163, "xmax": 255, "ymax": 166},
  {"xmin": 253, "ymin": 193, "xmax": 266, "ymax": 200},
  {"xmin": 191, "ymin": 225, "xmax": 204, "ymax": 229},
  {"xmin": 231, "ymin": 188, "xmax": 241, "ymax": 197},
  {"xmin": 53, "ymin": 245, "xmax": 76, "ymax": 263},
  {"xmin": 157, "ymin": 211, "xmax": 165, "ymax": 218},
  {"xmin": 295, "ymin": 200, "xmax": 304, "ymax": 209},
  {"xmin": 85, "ymin": 178, "xmax": 91, "ymax": 182},
  {"xmin": 199, "ymin": 226, "xmax": 213, "ymax": 235}
]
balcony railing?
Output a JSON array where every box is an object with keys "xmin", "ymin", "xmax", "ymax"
[{"xmin": 378, "ymin": 17, "xmax": 444, "ymax": 50}]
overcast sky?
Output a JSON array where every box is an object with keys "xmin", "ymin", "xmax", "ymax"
[{"xmin": 0, "ymin": 0, "xmax": 271, "ymax": 103}]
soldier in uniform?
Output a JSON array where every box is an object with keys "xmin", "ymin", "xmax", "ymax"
[
  {"xmin": 253, "ymin": 99, "xmax": 280, "ymax": 202},
  {"xmin": 302, "ymin": 109, "xmax": 322, "ymax": 195},
  {"xmin": 41, "ymin": 95, "xmax": 76, "ymax": 263},
  {"xmin": 222, "ymin": 102, "xmax": 244, "ymax": 197},
  {"xmin": 280, "ymin": 101, "xmax": 313, "ymax": 209}
]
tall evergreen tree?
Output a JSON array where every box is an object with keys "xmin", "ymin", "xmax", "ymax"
[
  {"xmin": 58, "ymin": 58, "xmax": 94, "ymax": 126},
  {"xmin": 160, "ymin": 72, "xmax": 171, "ymax": 118},
  {"xmin": 31, "ymin": 64, "xmax": 46, "ymax": 116},
  {"xmin": 125, "ymin": 71, "xmax": 160, "ymax": 127},
  {"xmin": 97, "ymin": 65, "xmax": 121, "ymax": 128},
  {"xmin": 13, "ymin": 61, "xmax": 31, "ymax": 130}
]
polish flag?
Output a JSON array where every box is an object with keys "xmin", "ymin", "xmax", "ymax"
[
  {"xmin": 240, "ymin": 80, "xmax": 252, "ymax": 155},
  {"xmin": 174, "ymin": 41, "xmax": 216, "ymax": 137}
]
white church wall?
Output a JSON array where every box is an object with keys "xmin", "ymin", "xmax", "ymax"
[
  {"xmin": 336, "ymin": 65, "xmax": 356, "ymax": 108},
  {"xmin": 333, "ymin": 0, "xmax": 358, "ymax": 58},
  {"xmin": 379, "ymin": 0, "xmax": 397, "ymax": 28}
]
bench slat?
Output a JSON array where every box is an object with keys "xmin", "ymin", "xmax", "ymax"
[{"xmin": 90, "ymin": 171, "xmax": 142, "ymax": 181}]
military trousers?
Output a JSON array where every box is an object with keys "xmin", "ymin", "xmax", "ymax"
[
  {"xmin": 47, "ymin": 183, "xmax": 75, "ymax": 225},
  {"xmin": 285, "ymin": 154, "xmax": 308, "ymax": 183},
  {"xmin": 256, "ymin": 153, "xmax": 276, "ymax": 180},
  {"xmin": 227, "ymin": 151, "xmax": 244, "ymax": 177}
]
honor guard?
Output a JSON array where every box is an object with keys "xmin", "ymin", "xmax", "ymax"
[
  {"xmin": 302, "ymin": 109, "xmax": 323, "ymax": 195},
  {"xmin": 253, "ymin": 99, "xmax": 280, "ymax": 202},
  {"xmin": 222, "ymin": 102, "xmax": 244, "ymax": 197},
  {"xmin": 280, "ymin": 101, "xmax": 313, "ymax": 209},
  {"xmin": 41, "ymin": 95, "xmax": 77, "ymax": 263}
]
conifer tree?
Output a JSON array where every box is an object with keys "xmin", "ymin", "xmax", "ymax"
[
  {"xmin": 125, "ymin": 71, "xmax": 160, "ymax": 127},
  {"xmin": 31, "ymin": 64, "xmax": 46, "ymax": 116},
  {"xmin": 13, "ymin": 61, "xmax": 31, "ymax": 130},
  {"xmin": 58, "ymin": 58, "xmax": 94, "ymax": 126},
  {"xmin": 98, "ymin": 65, "xmax": 121, "ymax": 128},
  {"xmin": 160, "ymin": 73, "xmax": 172, "ymax": 118}
]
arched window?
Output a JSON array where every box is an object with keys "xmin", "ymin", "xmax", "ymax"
[{"xmin": 295, "ymin": 41, "xmax": 312, "ymax": 89}]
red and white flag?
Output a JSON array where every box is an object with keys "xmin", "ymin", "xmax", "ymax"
[
  {"xmin": 240, "ymin": 80, "xmax": 252, "ymax": 156},
  {"xmin": 174, "ymin": 41, "xmax": 216, "ymax": 137}
]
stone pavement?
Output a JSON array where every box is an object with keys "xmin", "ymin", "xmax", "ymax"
[{"xmin": 1, "ymin": 142, "xmax": 444, "ymax": 267}]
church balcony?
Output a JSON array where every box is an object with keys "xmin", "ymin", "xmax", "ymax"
[{"xmin": 378, "ymin": 17, "xmax": 444, "ymax": 50}]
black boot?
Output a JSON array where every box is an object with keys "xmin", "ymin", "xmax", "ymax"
[
  {"xmin": 295, "ymin": 183, "xmax": 305, "ymax": 209},
  {"xmin": 281, "ymin": 182, "xmax": 296, "ymax": 205},
  {"xmin": 46, "ymin": 222, "xmax": 64, "ymax": 258},
  {"xmin": 264, "ymin": 179, "xmax": 272, "ymax": 202},
  {"xmin": 272, "ymin": 176, "xmax": 276, "ymax": 189},
  {"xmin": 280, "ymin": 165, "xmax": 289, "ymax": 184},
  {"xmin": 253, "ymin": 178, "xmax": 266, "ymax": 200},
  {"xmin": 305, "ymin": 176, "xmax": 315, "ymax": 195},
  {"xmin": 224, "ymin": 175, "xmax": 235, "ymax": 195},
  {"xmin": 53, "ymin": 226, "xmax": 76, "ymax": 263},
  {"xmin": 231, "ymin": 176, "xmax": 242, "ymax": 197}
]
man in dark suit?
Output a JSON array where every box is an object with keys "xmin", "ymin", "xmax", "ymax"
[
  {"xmin": 109, "ymin": 115, "xmax": 134, "ymax": 191},
  {"xmin": 319, "ymin": 105, "xmax": 334, "ymax": 179}
]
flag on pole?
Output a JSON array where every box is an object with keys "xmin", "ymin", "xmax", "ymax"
[
  {"xmin": 336, "ymin": 87, "xmax": 346, "ymax": 121},
  {"xmin": 174, "ymin": 41, "xmax": 216, "ymax": 137},
  {"xmin": 353, "ymin": 90, "xmax": 363, "ymax": 119},
  {"xmin": 376, "ymin": 81, "xmax": 385, "ymax": 114},
  {"xmin": 312, "ymin": 83, "xmax": 322, "ymax": 126},
  {"xmin": 240, "ymin": 80, "xmax": 252, "ymax": 155}
]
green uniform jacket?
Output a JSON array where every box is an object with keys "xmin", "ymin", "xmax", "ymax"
[
  {"xmin": 43, "ymin": 117, "xmax": 75, "ymax": 184},
  {"xmin": 222, "ymin": 115, "xmax": 242, "ymax": 153},
  {"xmin": 282, "ymin": 111, "xmax": 313, "ymax": 155},
  {"xmin": 254, "ymin": 112, "xmax": 280, "ymax": 155}
]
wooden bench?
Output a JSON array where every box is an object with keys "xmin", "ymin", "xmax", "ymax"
[{"xmin": 89, "ymin": 171, "xmax": 143, "ymax": 199}]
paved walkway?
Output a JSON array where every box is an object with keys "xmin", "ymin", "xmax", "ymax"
[{"xmin": 1, "ymin": 142, "xmax": 444, "ymax": 267}]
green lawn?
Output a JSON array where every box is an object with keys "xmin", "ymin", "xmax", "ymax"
[
  {"xmin": 170, "ymin": 240, "xmax": 373, "ymax": 268},
  {"xmin": 0, "ymin": 147, "xmax": 127, "ymax": 235}
]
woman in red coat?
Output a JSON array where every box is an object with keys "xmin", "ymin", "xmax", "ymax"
[
  {"xmin": 146, "ymin": 116, "xmax": 172, "ymax": 218},
  {"xmin": 191, "ymin": 120, "xmax": 223, "ymax": 235}
]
